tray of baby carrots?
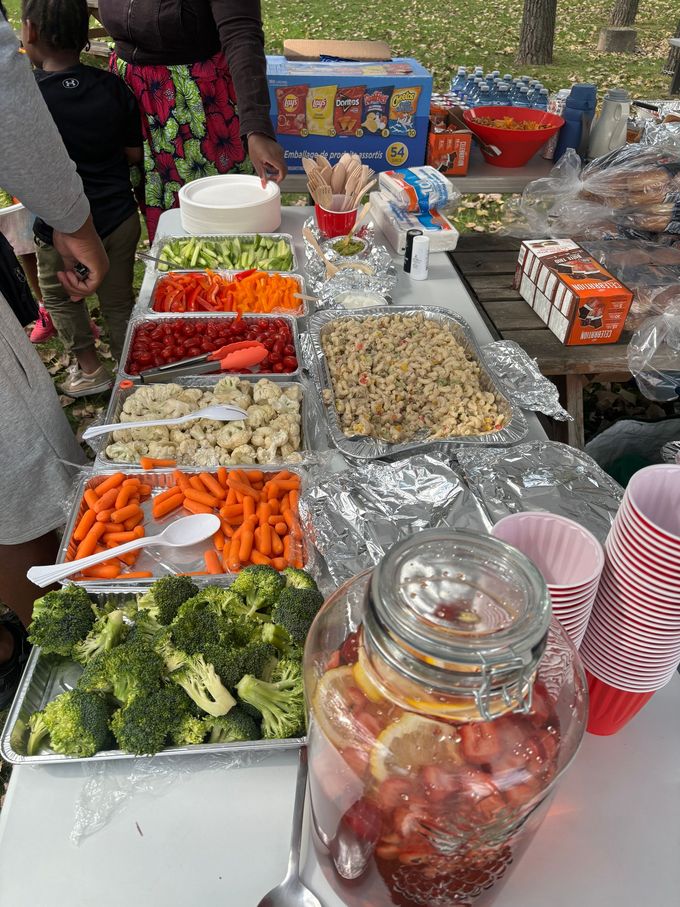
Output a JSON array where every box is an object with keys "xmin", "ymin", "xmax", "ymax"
[{"xmin": 59, "ymin": 465, "xmax": 306, "ymax": 584}]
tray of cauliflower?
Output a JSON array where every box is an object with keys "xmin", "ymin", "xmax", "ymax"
[{"xmin": 95, "ymin": 376, "xmax": 306, "ymax": 469}]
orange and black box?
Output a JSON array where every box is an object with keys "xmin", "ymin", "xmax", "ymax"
[
  {"xmin": 426, "ymin": 107, "xmax": 472, "ymax": 176},
  {"xmin": 513, "ymin": 239, "xmax": 633, "ymax": 345}
]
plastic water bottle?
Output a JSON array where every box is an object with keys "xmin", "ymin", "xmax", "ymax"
[
  {"xmin": 451, "ymin": 67, "xmax": 467, "ymax": 92},
  {"xmin": 520, "ymin": 75, "xmax": 532, "ymax": 86},
  {"xmin": 477, "ymin": 83, "xmax": 492, "ymax": 107},
  {"xmin": 496, "ymin": 83, "xmax": 512, "ymax": 107},
  {"xmin": 514, "ymin": 86, "xmax": 531, "ymax": 108},
  {"xmin": 491, "ymin": 70, "xmax": 501, "ymax": 80},
  {"xmin": 503, "ymin": 73, "xmax": 514, "ymax": 84},
  {"xmin": 534, "ymin": 88, "xmax": 549, "ymax": 111},
  {"xmin": 473, "ymin": 66, "xmax": 484, "ymax": 79}
]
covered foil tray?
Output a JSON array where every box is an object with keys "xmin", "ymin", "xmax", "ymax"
[
  {"xmin": 309, "ymin": 306, "xmax": 528, "ymax": 460},
  {"xmin": 58, "ymin": 466, "xmax": 307, "ymax": 585},
  {"xmin": 0, "ymin": 590, "xmax": 303, "ymax": 766},
  {"xmin": 150, "ymin": 232, "xmax": 299, "ymax": 273},
  {"xmin": 93, "ymin": 376, "xmax": 309, "ymax": 468},
  {"xmin": 117, "ymin": 311, "xmax": 302, "ymax": 384},
  {"xmin": 139, "ymin": 269, "xmax": 309, "ymax": 319}
]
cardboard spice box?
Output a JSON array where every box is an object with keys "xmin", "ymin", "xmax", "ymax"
[
  {"xmin": 426, "ymin": 108, "xmax": 472, "ymax": 176},
  {"xmin": 514, "ymin": 239, "xmax": 633, "ymax": 345}
]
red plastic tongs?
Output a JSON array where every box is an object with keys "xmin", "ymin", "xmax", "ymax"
[{"xmin": 139, "ymin": 340, "xmax": 268, "ymax": 383}]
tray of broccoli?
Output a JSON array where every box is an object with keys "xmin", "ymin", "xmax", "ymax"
[{"xmin": 0, "ymin": 567, "xmax": 322, "ymax": 764}]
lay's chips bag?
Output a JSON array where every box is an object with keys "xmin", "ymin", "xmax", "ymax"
[{"xmin": 306, "ymin": 85, "xmax": 337, "ymax": 136}]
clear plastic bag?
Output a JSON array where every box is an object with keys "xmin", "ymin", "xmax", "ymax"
[{"xmin": 628, "ymin": 301, "xmax": 680, "ymax": 401}]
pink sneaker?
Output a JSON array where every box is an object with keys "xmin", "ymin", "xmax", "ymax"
[{"xmin": 30, "ymin": 305, "xmax": 56, "ymax": 343}]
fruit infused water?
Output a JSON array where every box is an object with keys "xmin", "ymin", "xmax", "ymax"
[{"xmin": 304, "ymin": 530, "xmax": 587, "ymax": 906}]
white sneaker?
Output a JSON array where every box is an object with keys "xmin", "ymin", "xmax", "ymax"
[{"xmin": 58, "ymin": 364, "xmax": 112, "ymax": 397}]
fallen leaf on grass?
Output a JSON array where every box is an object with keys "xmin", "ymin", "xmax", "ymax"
[{"xmin": 58, "ymin": 394, "xmax": 75, "ymax": 407}]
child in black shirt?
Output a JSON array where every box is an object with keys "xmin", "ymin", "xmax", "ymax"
[{"xmin": 22, "ymin": 0, "xmax": 143, "ymax": 395}]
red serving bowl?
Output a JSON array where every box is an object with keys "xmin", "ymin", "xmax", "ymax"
[{"xmin": 463, "ymin": 106, "xmax": 564, "ymax": 168}]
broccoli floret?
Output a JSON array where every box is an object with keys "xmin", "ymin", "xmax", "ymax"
[
  {"xmin": 236, "ymin": 659, "xmax": 305, "ymax": 739},
  {"xmin": 79, "ymin": 640, "xmax": 164, "ymax": 705},
  {"xmin": 73, "ymin": 608, "xmax": 128, "ymax": 665},
  {"xmin": 261, "ymin": 622, "xmax": 303, "ymax": 660},
  {"xmin": 137, "ymin": 575, "xmax": 199, "ymax": 625},
  {"xmin": 282, "ymin": 567, "xmax": 319, "ymax": 591},
  {"xmin": 204, "ymin": 707, "xmax": 261, "ymax": 743},
  {"xmin": 165, "ymin": 649, "xmax": 236, "ymax": 717},
  {"xmin": 127, "ymin": 609, "xmax": 165, "ymax": 648},
  {"xmin": 206, "ymin": 640, "xmax": 278, "ymax": 689},
  {"xmin": 170, "ymin": 596, "xmax": 223, "ymax": 655},
  {"xmin": 271, "ymin": 588, "xmax": 324, "ymax": 646},
  {"xmin": 109, "ymin": 684, "xmax": 187, "ymax": 755},
  {"xmin": 29, "ymin": 689, "xmax": 111, "ymax": 757},
  {"xmin": 170, "ymin": 713, "xmax": 207, "ymax": 746},
  {"xmin": 28, "ymin": 585, "xmax": 96, "ymax": 657},
  {"xmin": 231, "ymin": 565, "xmax": 285, "ymax": 617}
]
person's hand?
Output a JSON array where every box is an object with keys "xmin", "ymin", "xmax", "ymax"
[
  {"xmin": 52, "ymin": 215, "xmax": 109, "ymax": 300},
  {"xmin": 248, "ymin": 133, "xmax": 287, "ymax": 186}
]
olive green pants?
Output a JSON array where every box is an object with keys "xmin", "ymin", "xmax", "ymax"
[{"xmin": 35, "ymin": 212, "xmax": 141, "ymax": 361}]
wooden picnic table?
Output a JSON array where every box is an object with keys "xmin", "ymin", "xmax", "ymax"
[
  {"xmin": 85, "ymin": 0, "xmax": 111, "ymax": 57},
  {"xmin": 449, "ymin": 234, "xmax": 638, "ymax": 449}
]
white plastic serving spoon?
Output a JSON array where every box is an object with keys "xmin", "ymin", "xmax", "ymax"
[
  {"xmin": 82, "ymin": 404, "xmax": 248, "ymax": 441},
  {"xmin": 27, "ymin": 513, "xmax": 220, "ymax": 588}
]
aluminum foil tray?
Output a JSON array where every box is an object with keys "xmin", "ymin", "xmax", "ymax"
[
  {"xmin": 150, "ymin": 232, "xmax": 299, "ymax": 273},
  {"xmin": 117, "ymin": 311, "xmax": 302, "ymax": 384},
  {"xmin": 309, "ymin": 306, "xmax": 528, "ymax": 460},
  {"xmin": 138, "ymin": 269, "xmax": 308, "ymax": 319},
  {"xmin": 93, "ymin": 376, "xmax": 309, "ymax": 468},
  {"xmin": 58, "ymin": 466, "xmax": 307, "ymax": 585},
  {"xmin": 0, "ymin": 590, "xmax": 303, "ymax": 766}
]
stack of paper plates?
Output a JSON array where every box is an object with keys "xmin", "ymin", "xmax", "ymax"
[{"xmin": 178, "ymin": 175, "xmax": 281, "ymax": 235}]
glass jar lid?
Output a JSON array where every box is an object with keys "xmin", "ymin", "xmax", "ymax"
[{"xmin": 365, "ymin": 529, "xmax": 551, "ymax": 717}]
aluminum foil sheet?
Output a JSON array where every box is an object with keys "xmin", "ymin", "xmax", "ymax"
[
  {"xmin": 457, "ymin": 441, "xmax": 623, "ymax": 544},
  {"xmin": 482, "ymin": 340, "xmax": 571, "ymax": 421},
  {"xmin": 299, "ymin": 454, "xmax": 491, "ymax": 585},
  {"xmin": 661, "ymin": 440, "xmax": 680, "ymax": 464},
  {"xmin": 302, "ymin": 216, "xmax": 398, "ymax": 306},
  {"xmin": 309, "ymin": 306, "xmax": 529, "ymax": 460}
]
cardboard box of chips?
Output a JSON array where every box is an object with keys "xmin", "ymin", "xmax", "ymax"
[
  {"xmin": 514, "ymin": 239, "xmax": 633, "ymax": 345},
  {"xmin": 266, "ymin": 56, "xmax": 432, "ymax": 174}
]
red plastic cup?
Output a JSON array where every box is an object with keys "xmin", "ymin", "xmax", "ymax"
[
  {"xmin": 314, "ymin": 197, "xmax": 358, "ymax": 239},
  {"xmin": 585, "ymin": 669, "xmax": 656, "ymax": 736}
]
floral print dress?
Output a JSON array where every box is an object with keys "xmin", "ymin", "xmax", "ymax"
[{"xmin": 112, "ymin": 53, "xmax": 253, "ymax": 242}]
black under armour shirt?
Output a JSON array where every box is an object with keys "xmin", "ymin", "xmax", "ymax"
[{"xmin": 33, "ymin": 63, "xmax": 142, "ymax": 243}]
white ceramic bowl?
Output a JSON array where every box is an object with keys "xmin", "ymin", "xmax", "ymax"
[{"xmin": 179, "ymin": 175, "xmax": 281, "ymax": 235}]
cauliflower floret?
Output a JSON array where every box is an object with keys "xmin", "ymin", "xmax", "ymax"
[
  {"xmin": 146, "ymin": 441, "xmax": 177, "ymax": 460},
  {"xmin": 253, "ymin": 379, "xmax": 282, "ymax": 404},
  {"xmin": 189, "ymin": 423, "xmax": 210, "ymax": 442},
  {"xmin": 111, "ymin": 428, "xmax": 133, "ymax": 443},
  {"xmin": 250, "ymin": 427, "xmax": 287, "ymax": 450},
  {"xmin": 246, "ymin": 403, "xmax": 276, "ymax": 429},
  {"xmin": 170, "ymin": 428, "xmax": 188, "ymax": 444},
  {"xmin": 179, "ymin": 388, "xmax": 203, "ymax": 405},
  {"xmin": 197, "ymin": 391, "xmax": 215, "ymax": 407},
  {"xmin": 280, "ymin": 442, "xmax": 296, "ymax": 458},
  {"xmin": 283, "ymin": 385, "xmax": 302, "ymax": 402},
  {"xmin": 105, "ymin": 441, "xmax": 146, "ymax": 464},
  {"xmin": 121, "ymin": 384, "xmax": 181, "ymax": 416},
  {"xmin": 192, "ymin": 447, "xmax": 221, "ymax": 468},
  {"xmin": 129, "ymin": 425, "xmax": 171, "ymax": 443},
  {"xmin": 282, "ymin": 449, "xmax": 303, "ymax": 464},
  {"xmin": 215, "ymin": 422, "xmax": 252, "ymax": 451},
  {"xmin": 230, "ymin": 444, "xmax": 257, "ymax": 465},
  {"xmin": 213, "ymin": 377, "xmax": 252, "ymax": 408},
  {"xmin": 158, "ymin": 399, "xmax": 194, "ymax": 419},
  {"xmin": 271, "ymin": 394, "xmax": 300, "ymax": 415},
  {"xmin": 256, "ymin": 444, "xmax": 279, "ymax": 464},
  {"xmin": 177, "ymin": 438, "xmax": 199, "ymax": 463}
]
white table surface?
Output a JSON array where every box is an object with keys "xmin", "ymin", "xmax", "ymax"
[{"xmin": 3, "ymin": 207, "xmax": 677, "ymax": 907}]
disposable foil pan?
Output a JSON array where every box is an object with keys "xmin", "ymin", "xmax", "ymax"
[
  {"xmin": 309, "ymin": 306, "xmax": 528, "ymax": 460},
  {"xmin": 58, "ymin": 466, "xmax": 307, "ymax": 585},
  {"xmin": 138, "ymin": 269, "xmax": 308, "ymax": 319},
  {"xmin": 0, "ymin": 590, "xmax": 303, "ymax": 766},
  {"xmin": 93, "ymin": 376, "xmax": 309, "ymax": 468},
  {"xmin": 150, "ymin": 232, "xmax": 299, "ymax": 273},
  {"xmin": 117, "ymin": 311, "xmax": 302, "ymax": 384}
]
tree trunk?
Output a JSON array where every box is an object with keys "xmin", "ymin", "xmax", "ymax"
[
  {"xmin": 667, "ymin": 19, "xmax": 680, "ymax": 72},
  {"xmin": 609, "ymin": 0, "xmax": 639, "ymax": 28},
  {"xmin": 516, "ymin": 0, "xmax": 557, "ymax": 66}
]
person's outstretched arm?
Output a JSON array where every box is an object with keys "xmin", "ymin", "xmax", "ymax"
[{"xmin": 0, "ymin": 18, "xmax": 108, "ymax": 297}]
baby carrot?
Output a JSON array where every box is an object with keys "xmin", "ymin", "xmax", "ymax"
[
  {"xmin": 122, "ymin": 571, "xmax": 154, "ymax": 579},
  {"xmin": 152, "ymin": 493, "xmax": 184, "ymax": 519},
  {"xmin": 117, "ymin": 551, "xmax": 139, "ymax": 567},
  {"xmin": 239, "ymin": 526, "xmax": 255, "ymax": 563},
  {"xmin": 111, "ymin": 503, "xmax": 142, "ymax": 524},
  {"xmin": 280, "ymin": 493, "xmax": 290, "ymax": 513},
  {"xmin": 93, "ymin": 487, "xmax": 119, "ymax": 513},
  {"xmin": 95, "ymin": 508, "xmax": 115, "ymax": 524},
  {"xmin": 95, "ymin": 472, "xmax": 125, "ymax": 497},
  {"xmin": 123, "ymin": 511, "xmax": 144, "ymax": 531},
  {"xmin": 114, "ymin": 485, "xmax": 133, "ymax": 511},
  {"xmin": 81, "ymin": 564, "xmax": 121, "ymax": 580},
  {"xmin": 103, "ymin": 530, "xmax": 137, "ymax": 544},
  {"xmin": 225, "ymin": 487, "xmax": 237, "ymax": 505},
  {"xmin": 174, "ymin": 470, "xmax": 191, "ymax": 492},
  {"xmin": 271, "ymin": 557, "xmax": 287, "ymax": 571},
  {"xmin": 122, "ymin": 477, "xmax": 141, "ymax": 489},
  {"xmin": 258, "ymin": 523, "xmax": 272, "ymax": 557},
  {"xmin": 221, "ymin": 521, "xmax": 234, "ymax": 539},
  {"xmin": 246, "ymin": 470, "xmax": 264, "ymax": 483},
  {"xmin": 289, "ymin": 489, "xmax": 299, "ymax": 511},
  {"xmin": 102, "ymin": 522, "xmax": 119, "ymax": 533},
  {"xmin": 283, "ymin": 535, "xmax": 292, "ymax": 565},
  {"xmin": 138, "ymin": 484, "xmax": 152, "ymax": 498},
  {"xmin": 213, "ymin": 529, "xmax": 225, "ymax": 551},
  {"xmin": 251, "ymin": 551, "xmax": 271, "ymax": 566},
  {"xmin": 73, "ymin": 509, "xmax": 96, "ymax": 542},
  {"xmin": 76, "ymin": 522, "xmax": 107, "ymax": 558},
  {"xmin": 276, "ymin": 478, "xmax": 301, "ymax": 493},
  {"xmin": 154, "ymin": 485, "xmax": 182, "ymax": 505},
  {"xmin": 84, "ymin": 489, "xmax": 99, "ymax": 510},
  {"xmin": 226, "ymin": 535, "xmax": 241, "ymax": 572},
  {"xmin": 184, "ymin": 487, "xmax": 220, "ymax": 508},
  {"xmin": 227, "ymin": 476, "xmax": 260, "ymax": 502},
  {"xmin": 269, "ymin": 500, "xmax": 280, "ymax": 516},
  {"xmin": 267, "ymin": 482, "xmax": 280, "ymax": 500},
  {"xmin": 243, "ymin": 496, "xmax": 256, "ymax": 519},
  {"xmin": 217, "ymin": 466, "xmax": 229, "ymax": 488},
  {"xmin": 189, "ymin": 475, "xmax": 208, "ymax": 493},
  {"xmin": 139, "ymin": 457, "xmax": 176, "ymax": 469},
  {"xmin": 184, "ymin": 498, "xmax": 213, "ymax": 515},
  {"xmin": 271, "ymin": 531, "xmax": 284, "ymax": 557},
  {"xmin": 275, "ymin": 521, "xmax": 288, "ymax": 536},
  {"xmin": 204, "ymin": 550, "xmax": 222, "ymax": 574},
  {"xmin": 220, "ymin": 503, "xmax": 243, "ymax": 520},
  {"xmin": 200, "ymin": 472, "xmax": 226, "ymax": 500},
  {"xmin": 257, "ymin": 502, "xmax": 271, "ymax": 524}
]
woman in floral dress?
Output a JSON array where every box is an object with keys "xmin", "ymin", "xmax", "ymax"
[{"xmin": 98, "ymin": 0, "xmax": 286, "ymax": 241}]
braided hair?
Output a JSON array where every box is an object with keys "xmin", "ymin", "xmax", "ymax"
[{"xmin": 22, "ymin": 0, "xmax": 89, "ymax": 52}]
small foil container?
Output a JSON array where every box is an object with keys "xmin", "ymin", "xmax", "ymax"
[
  {"xmin": 321, "ymin": 234, "xmax": 372, "ymax": 263},
  {"xmin": 309, "ymin": 305, "xmax": 528, "ymax": 460},
  {"xmin": 332, "ymin": 290, "xmax": 390, "ymax": 310}
]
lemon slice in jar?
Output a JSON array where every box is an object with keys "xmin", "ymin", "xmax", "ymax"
[
  {"xmin": 369, "ymin": 713, "xmax": 463, "ymax": 783},
  {"xmin": 352, "ymin": 645, "xmax": 385, "ymax": 704},
  {"xmin": 311, "ymin": 665, "xmax": 377, "ymax": 752}
]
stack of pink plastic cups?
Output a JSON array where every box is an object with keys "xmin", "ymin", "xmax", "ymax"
[
  {"xmin": 491, "ymin": 512, "xmax": 604, "ymax": 649},
  {"xmin": 580, "ymin": 465, "xmax": 680, "ymax": 735}
]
